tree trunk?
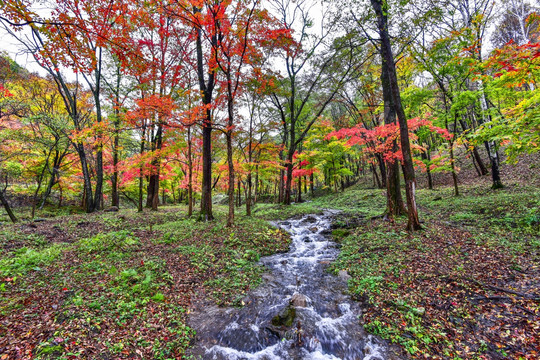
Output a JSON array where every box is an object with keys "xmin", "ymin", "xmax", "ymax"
[
  {"xmin": 459, "ymin": 117, "xmax": 488, "ymax": 176},
  {"xmin": 76, "ymin": 143, "xmax": 95, "ymax": 213},
  {"xmin": 372, "ymin": 0, "xmax": 420, "ymax": 230},
  {"xmin": 254, "ymin": 164, "xmax": 259, "ymax": 205},
  {"xmin": 371, "ymin": 163, "xmax": 382, "ymax": 189},
  {"xmin": 246, "ymin": 171, "xmax": 252, "ymax": 216},
  {"xmin": 284, "ymin": 159, "xmax": 293, "ymax": 205},
  {"xmin": 187, "ymin": 126, "xmax": 193, "ymax": 217},
  {"xmin": 449, "ymin": 117, "xmax": 459, "ymax": 196},
  {"xmin": 111, "ymin": 119, "xmax": 120, "ymax": 207},
  {"xmin": 138, "ymin": 125, "xmax": 146, "ymax": 213},
  {"xmin": 381, "ymin": 49, "xmax": 405, "ymax": 218},
  {"xmin": 296, "ymin": 176, "xmax": 302, "ymax": 203},
  {"xmin": 477, "ymin": 84, "xmax": 503, "ymax": 189},
  {"xmin": 146, "ymin": 175, "xmax": 155, "ymax": 208},
  {"xmin": 200, "ymin": 112, "xmax": 213, "ymax": 220},
  {"xmin": 485, "ymin": 141, "xmax": 503, "ymax": 189},
  {"xmin": 31, "ymin": 152, "xmax": 52, "ymax": 219},
  {"xmin": 226, "ymin": 130, "xmax": 235, "ymax": 226},
  {"xmin": 422, "ymin": 150, "xmax": 433, "ymax": 190},
  {"xmin": 151, "ymin": 125, "xmax": 163, "ymax": 211},
  {"xmin": 0, "ymin": 182, "xmax": 17, "ymax": 223},
  {"xmin": 376, "ymin": 155, "xmax": 387, "ymax": 188},
  {"xmin": 194, "ymin": 7, "xmax": 216, "ymax": 221},
  {"xmin": 40, "ymin": 162, "xmax": 59, "ymax": 210}
]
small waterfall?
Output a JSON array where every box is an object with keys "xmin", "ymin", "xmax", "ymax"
[{"xmin": 190, "ymin": 211, "xmax": 388, "ymax": 360}]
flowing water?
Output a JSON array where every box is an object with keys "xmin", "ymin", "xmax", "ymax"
[{"xmin": 189, "ymin": 211, "xmax": 388, "ymax": 360}]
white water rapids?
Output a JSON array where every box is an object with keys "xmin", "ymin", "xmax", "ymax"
[{"xmin": 189, "ymin": 211, "xmax": 388, "ymax": 360}]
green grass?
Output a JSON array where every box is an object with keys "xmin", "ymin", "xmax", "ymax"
[
  {"xmin": 0, "ymin": 243, "xmax": 66, "ymax": 277},
  {"xmin": 78, "ymin": 230, "xmax": 139, "ymax": 255},
  {"xmin": 417, "ymin": 184, "xmax": 540, "ymax": 253}
]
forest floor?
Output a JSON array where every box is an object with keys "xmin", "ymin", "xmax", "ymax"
[
  {"xmin": 0, "ymin": 155, "xmax": 539, "ymax": 359},
  {"xmin": 0, "ymin": 207, "xmax": 292, "ymax": 359}
]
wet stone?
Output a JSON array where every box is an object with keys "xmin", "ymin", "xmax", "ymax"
[
  {"xmin": 303, "ymin": 215, "xmax": 317, "ymax": 224},
  {"xmin": 290, "ymin": 293, "xmax": 308, "ymax": 308}
]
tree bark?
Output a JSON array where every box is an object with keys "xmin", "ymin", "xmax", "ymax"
[
  {"xmin": 372, "ymin": 0, "xmax": 420, "ymax": 230},
  {"xmin": 138, "ymin": 125, "xmax": 146, "ymax": 213},
  {"xmin": 151, "ymin": 125, "xmax": 162, "ymax": 211},
  {"xmin": 0, "ymin": 178, "xmax": 17, "ymax": 223},
  {"xmin": 381, "ymin": 49, "xmax": 405, "ymax": 217},
  {"xmin": 194, "ymin": 7, "xmax": 216, "ymax": 221},
  {"xmin": 187, "ymin": 126, "xmax": 193, "ymax": 217}
]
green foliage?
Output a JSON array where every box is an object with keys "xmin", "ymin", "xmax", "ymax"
[
  {"xmin": 2, "ymin": 161, "xmax": 23, "ymax": 177},
  {"xmin": 114, "ymin": 260, "xmax": 166, "ymax": 298},
  {"xmin": 0, "ymin": 244, "xmax": 64, "ymax": 277},
  {"xmin": 78, "ymin": 230, "xmax": 139, "ymax": 254}
]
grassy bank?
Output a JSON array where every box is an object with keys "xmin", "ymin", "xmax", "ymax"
[{"xmin": 324, "ymin": 183, "xmax": 539, "ymax": 359}]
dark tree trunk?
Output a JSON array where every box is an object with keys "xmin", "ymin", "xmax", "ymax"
[
  {"xmin": 138, "ymin": 125, "xmax": 146, "ymax": 213},
  {"xmin": 111, "ymin": 119, "xmax": 120, "ymax": 208},
  {"xmin": 40, "ymin": 161, "xmax": 59, "ymax": 210},
  {"xmin": 246, "ymin": 172, "xmax": 252, "ymax": 216},
  {"xmin": 200, "ymin": 116, "xmax": 213, "ymax": 220},
  {"xmin": 187, "ymin": 126, "xmax": 193, "ymax": 217},
  {"xmin": 151, "ymin": 125, "xmax": 163, "ymax": 211},
  {"xmin": 111, "ymin": 68, "xmax": 122, "ymax": 209},
  {"xmin": 449, "ymin": 117, "xmax": 459, "ymax": 196},
  {"xmin": 485, "ymin": 141, "xmax": 503, "ymax": 189},
  {"xmin": 146, "ymin": 175, "xmax": 155, "ymax": 208},
  {"xmin": 372, "ymin": 0, "xmax": 420, "ymax": 230},
  {"xmin": 459, "ymin": 117, "xmax": 488, "ymax": 176},
  {"xmin": 472, "ymin": 146, "xmax": 488, "ymax": 176},
  {"xmin": 376, "ymin": 155, "xmax": 387, "ymax": 188},
  {"xmin": 226, "ymin": 80, "xmax": 235, "ymax": 226},
  {"xmin": 284, "ymin": 159, "xmax": 293, "ymax": 205},
  {"xmin": 76, "ymin": 143, "xmax": 95, "ymax": 213},
  {"xmin": 381, "ymin": 52, "xmax": 405, "ymax": 217},
  {"xmin": 195, "ymin": 6, "xmax": 216, "ymax": 221},
  {"xmin": 371, "ymin": 163, "xmax": 382, "ymax": 189},
  {"xmin": 0, "ymin": 179, "xmax": 17, "ymax": 223},
  {"xmin": 254, "ymin": 164, "xmax": 259, "ymax": 205},
  {"xmin": 421, "ymin": 150, "xmax": 433, "ymax": 190},
  {"xmin": 31, "ymin": 151, "xmax": 52, "ymax": 218},
  {"xmin": 296, "ymin": 176, "xmax": 302, "ymax": 203}
]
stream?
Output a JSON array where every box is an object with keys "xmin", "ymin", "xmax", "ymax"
[{"xmin": 189, "ymin": 211, "xmax": 388, "ymax": 360}]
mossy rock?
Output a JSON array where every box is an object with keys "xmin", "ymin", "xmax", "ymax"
[{"xmin": 271, "ymin": 305, "xmax": 296, "ymax": 328}]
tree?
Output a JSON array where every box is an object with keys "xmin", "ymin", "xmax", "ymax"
[
  {"xmin": 269, "ymin": 0, "xmax": 358, "ymax": 205},
  {"xmin": 370, "ymin": 0, "xmax": 421, "ymax": 230},
  {"xmin": 0, "ymin": 0, "xmax": 127, "ymax": 212},
  {"xmin": 475, "ymin": 42, "xmax": 540, "ymax": 162},
  {"xmin": 491, "ymin": 0, "xmax": 540, "ymax": 48}
]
